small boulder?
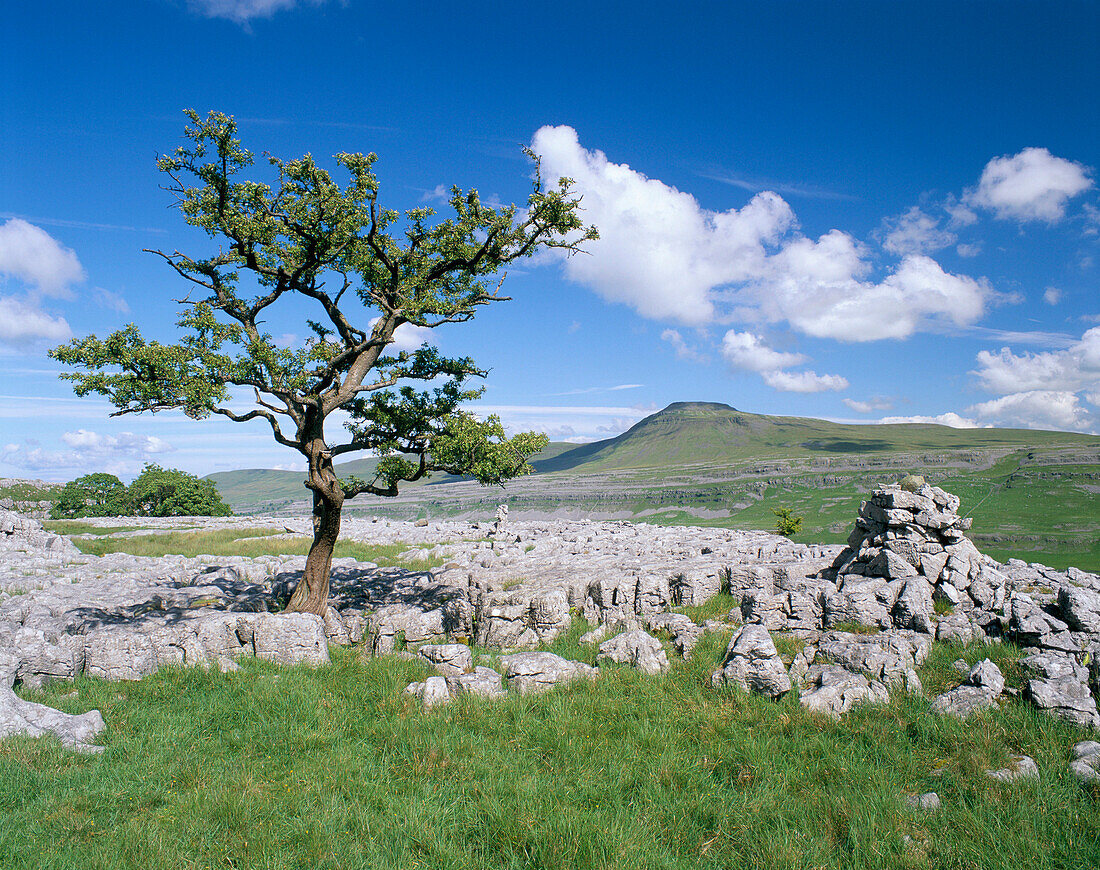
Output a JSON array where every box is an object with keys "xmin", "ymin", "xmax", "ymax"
[
  {"xmin": 799, "ymin": 664, "xmax": 889, "ymax": 718},
  {"xmin": 711, "ymin": 624, "xmax": 792, "ymax": 698},
  {"xmin": 500, "ymin": 651, "xmax": 598, "ymax": 695},
  {"xmin": 597, "ymin": 630, "xmax": 669, "ymax": 675},
  {"xmin": 985, "ymin": 754, "xmax": 1039, "ymax": 783}
]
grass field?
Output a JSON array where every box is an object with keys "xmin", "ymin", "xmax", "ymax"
[
  {"xmin": 52, "ymin": 526, "xmax": 446, "ymax": 571},
  {"xmin": 2, "ymin": 628, "xmax": 1097, "ymax": 870}
]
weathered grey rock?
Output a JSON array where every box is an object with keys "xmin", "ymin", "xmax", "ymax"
[
  {"xmin": 824, "ymin": 579, "xmax": 893, "ymax": 630},
  {"xmin": 985, "ymin": 754, "xmax": 1039, "ymax": 783},
  {"xmin": 1019, "ymin": 651, "xmax": 1089, "ymax": 683},
  {"xmin": 1058, "ymin": 586, "xmax": 1100, "ymax": 635},
  {"xmin": 931, "ymin": 685, "xmax": 998, "ymax": 718},
  {"xmin": 597, "ymin": 629, "xmax": 669, "ymax": 675},
  {"xmin": 405, "ymin": 675, "xmax": 450, "ymax": 709},
  {"xmin": 892, "ymin": 578, "xmax": 934, "ymax": 634},
  {"xmin": 418, "ymin": 643, "xmax": 472, "ymax": 676},
  {"xmin": 788, "ymin": 645, "xmax": 817, "ymax": 686},
  {"xmin": 1025, "ymin": 677, "xmax": 1100, "ymax": 730},
  {"xmin": 370, "ymin": 605, "xmax": 444, "ymax": 654},
  {"xmin": 936, "ymin": 612, "xmax": 977, "ymax": 645},
  {"xmin": 906, "ymin": 792, "xmax": 941, "ymax": 811},
  {"xmin": 0, "ymin": 685, "xmax": 104, "ymax": 753},
  {"xmin": 711, "ymin": 625, "xmax": 791, "ymax": 698},
  {"xmin": 645, "ymin": 612, "xmax": 704, "ymax": 657},
  {"xmin": 799, "ymin": 664, "xmax": 889, "ymax": 718},
  {"xmin": 500, "ymin": 651, "xmax": 598, "ymax": 694},
  {"xmin": 1010, "ymin": 594, "xmax": 1071, "ymax": 647},
  {"xmin": 816, "ymin": 630, "xmax": 930, "ymax": 686},
  {"xmin": 322, "ymin": 606, "xmax": 349, "ymax": 645},
  {"xmin": 920, "ymin": 552, "xmax": 949, "ymax": 583},
  {"xmin": 246, "ymin": 613, "xmax": 329, "ymax": 667},
  {"xmin": 456, "ymin": 666, "xmax": 506, "ymax": 699},
  {"xmin": 967, "ymin": 659, "xmax": 1005, "ymax": 697},
  {"xmin": 1070, "ymin": 741, "xmax": 1100, "ymax": 784}
]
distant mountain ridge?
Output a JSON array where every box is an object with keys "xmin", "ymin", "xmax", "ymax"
[{"xmin": 206, "ymin": 401, "xmax": 1100, "ymax": 508}]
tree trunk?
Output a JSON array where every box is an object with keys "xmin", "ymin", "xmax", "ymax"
[{"xmin": 285, "ymin": 444, "xmax": 344, "ymax": 616}]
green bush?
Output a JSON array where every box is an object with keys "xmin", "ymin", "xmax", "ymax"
[
  {"xmin": 126, "ymin": 464, "xmax": 231, "ymax": 517},
  {"xmin": 49, "ymin": 465, "xmax": 231, "ymax": 519},
  {"xmin": 49, "ymin": 473, "xmax": 129, "ymax": 519},
  {"xmin": 771, "ymin": 506, "xmax": 803, "ymax": 538}
]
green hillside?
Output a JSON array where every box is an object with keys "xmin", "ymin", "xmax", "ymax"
[{"xmin": 537, "ymin": 401, "xmax": 1100, "ymax": 471}]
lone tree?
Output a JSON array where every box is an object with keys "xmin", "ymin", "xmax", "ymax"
[{"xmin": 51, "ymin": 110, "xmax": 596, "ymax": 615}]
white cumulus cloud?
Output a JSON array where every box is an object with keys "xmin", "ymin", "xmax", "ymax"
[
  {"xmin": 881, "ymin": 206, "xmax": 956, "ymax": 256},
  {"xmin": 967, "ymin": 390, "xmax": 1092, "ymax": 432},
  {"xmin": 843, "ymin": 397, "xmax": 894, "ymax": 414},
  {"xmin": 721, "ymin": 330, "xmax": 846, "ymax": 393},
  {"xmin": 532, "ymin": 126, "xmax": 992, "ymax": 342},
  {"xmin": 972, "ymin": 326, "xmax": 1100, "ymax": 394},
  {"xmin": 760, "ymin": 369, "xmax": 848, "ymax": 393},
  {"xmin": 0, "ymin": 219, "xmax": 84, "ymax": 296},
  {"xmin": 0, "ymin": 296, "xmax": 71, "ymax": 350},
  {"xmin": 877, "ymin": 412, "xmax": 983, "ymax": 428},
  {"xmin": 721, "ymin": 331, "xmax": 806, "ymax": 371},
  {"xmin": 532, "ymin": 125, "xmax": 795, "ymax": 324},
  {"xmin": 967, "ymin": 147, "xmax": 1093, "ymax": 223},
  {"xmin": 758, "ymin": 243, "xmax": 990, "ymax": 341}
]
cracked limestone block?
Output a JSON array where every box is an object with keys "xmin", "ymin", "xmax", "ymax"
[
  {"xmin": 1025, "ymin": 677, "xmax": 1100, "ymax": 730},
  {"xmin": 740, "ymin": 589, "xmax": 788, "ymax": 631},
  {"xmin": 529, "ymin": 589, "xmax": 571, "ymax": 643},
  {"xmin": 456, "ymin": 666, "xmax": 506, "ymax": 699},
  {"xmin": 799, "ymin": 664, "xmax": 889, "ymax": 719},
  {"xmin": 931, "ymin": 685, "xmax": 998, "ymax": 719},
  {"xmin": 1070, "ymin": 741, "xmax": 1100, "ymax": 784},
  {"xmin": 0, "ymin": 685, "xmax": 105, "ymax": 753},
  {"xmin": 418, "ymin": 643, "xmax": 472, "ymax": 676},
  {"xmin": 405, "ymin": 675, "xmax": 450, "ymax": 709},
  {"xmin": 892, "ymin": 578, "xmax": 934, "ymax": 634},
  {"xmin": 967, "ymin": 659, "xmax": 1005, "ymax": 696},
  {"xmin": 83, "ymin": 629, "xmax": 162, "ymax": 682},
  {"xmin": 633, "ymin": 573, "xmax": 671, "ymax": 615},
  {"xmin": 1058, "ymin": 585, "xmax": 1100, "ymax": 635},
  {"xmin": 369, "ymin": 605, "xmax": 444, "ymax": 655},
  {"xmin": 671, "ymin": 563, "xmax": 725, "ymax": 608},
  {"xmin": 816, "ymin": 630, "xmax": 930, "ymax": 687},
  {"xmin": 711, "ymin": 624, "xmax": 791, "ymax": 698},
  {"xmin": 935, "ymin": 613, "xmax": 980, "ymax": 645},
  {"xmin": 500, "ymin": 651, "xmax": 598, "ymax": 695},
  {"xmin": 644, "ymin": 612, "xmax": 704, "ymax": 658},
  {"xmin": 823, "ymin": 577, "xmax": 894, "ymax": 630},
  {"xmin": 245, "ymin": 613, "xmax": 330, "ymax": 667},
  {"xmin": 597, "ymin": 629, "xmax": 669, "ymax": 675}
]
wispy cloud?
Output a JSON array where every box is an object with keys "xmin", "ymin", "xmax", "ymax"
[
  {"xmin": 545, "ymin": 384, "xmax": 643, "ymax": 397},
  {"xmin": 698, "ymin": 169, "xmax": 857, "ymax": 201},
  {"xmin": 0, "ymin": 212, "xmax": 166, "ymax": 234}
]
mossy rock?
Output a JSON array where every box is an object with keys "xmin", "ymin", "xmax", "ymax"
[{"xmin": 900, "ymin": 474, "xmax": 926, "ymax": 492}]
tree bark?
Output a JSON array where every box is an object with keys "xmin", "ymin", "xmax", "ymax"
[{"xmin": 285, "ymin": 441, "xmax": 344, "ymax": 616}]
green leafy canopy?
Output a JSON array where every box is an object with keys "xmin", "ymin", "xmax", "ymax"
[{"xmin": 50, "ymin": 110, "xmax": 598, "ymax": 498}]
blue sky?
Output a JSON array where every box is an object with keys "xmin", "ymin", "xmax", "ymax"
[{"xmin": 1, "ymin": 1, "xmax": 1098, "ymax": 480}]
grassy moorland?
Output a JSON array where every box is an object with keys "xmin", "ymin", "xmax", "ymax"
[
  {"xmin": 44, "ymin": 525, "xmax": 447, "ymax": 571},
  {"xmin": 2, "ymin": 625, "xmax": 1098, "ymax": 870}
]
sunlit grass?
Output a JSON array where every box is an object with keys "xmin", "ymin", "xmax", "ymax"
[
  {"xmin": 2, "ymin": 635, "xmax": 1097, "ymax": 869},
  {"xmin": 61, "ymin": 527, "xmax": 445, "ymax": 570}
]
